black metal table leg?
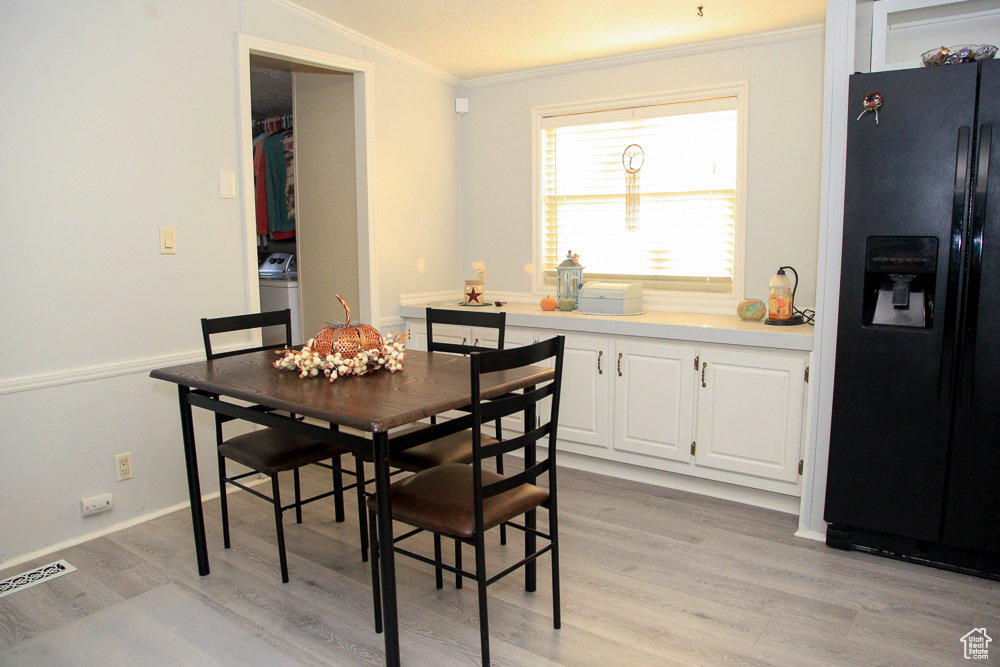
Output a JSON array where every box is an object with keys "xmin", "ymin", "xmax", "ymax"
[
  {"xmin": 178, "ymin": 385, "xmax": 210, "ymax": 576},
  {"xmin": 372, "ymin": 430, "xmax": 400, "ymax": 666}
]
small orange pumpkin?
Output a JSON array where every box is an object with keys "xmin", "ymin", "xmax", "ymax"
[
  {"xmin": 313, "ymin": 295, "xmax": 383, "ymax": 359},
  {"xmin": 540, "ymin": 294, "xmax": 557, "ymax": 311}
]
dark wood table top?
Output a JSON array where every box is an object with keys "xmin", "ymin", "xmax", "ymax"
[{"xmin": 151, "ymin": 350, "xmax": 554, "ymax": 433}]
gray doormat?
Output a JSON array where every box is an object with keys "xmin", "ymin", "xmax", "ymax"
[{"xmin": 0, "ymin": 583, "xmax": 307, "ymax": 666}]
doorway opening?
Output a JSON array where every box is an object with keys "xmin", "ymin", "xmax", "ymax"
[{"xmin": 238, "ymin": 35, "xmax": 379, "ymax": 341}]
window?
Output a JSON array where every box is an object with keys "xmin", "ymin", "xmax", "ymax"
[{"xmin": 538, "ymin": 91, "xmax": 745, "ymax": 297}]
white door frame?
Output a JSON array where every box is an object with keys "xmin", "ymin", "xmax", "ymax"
[{"xmin": 237, "ymin": 34, "xmax": 380, "ymax": 330}]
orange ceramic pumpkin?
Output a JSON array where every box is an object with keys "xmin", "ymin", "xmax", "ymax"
[{"xmin": 540, "ymin": 295, "xmax": 557, "ymax": 311}]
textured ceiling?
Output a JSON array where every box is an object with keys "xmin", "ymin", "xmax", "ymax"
[
  {"xmin": 295, "ymin": 0, "xmax": 826, "ymax": 80},
  {"xmin": 250, "ymin": 59, "xmax": 293, "ymax": 119}
]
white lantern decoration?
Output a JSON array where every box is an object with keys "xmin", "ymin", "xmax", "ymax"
[{"xmin": 556, "ymin": 251, "xmax": 585, "ymax": 307}]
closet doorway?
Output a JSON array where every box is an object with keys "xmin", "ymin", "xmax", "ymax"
[{"xmin": 238, "ymin": 36, "xmax": 378, "ymax": 340}]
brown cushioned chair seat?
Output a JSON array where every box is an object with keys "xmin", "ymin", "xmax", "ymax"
[
  {"xmin": 354, "ymin": 424, "xmax": 499, "ymax": 473},
  {"xmin": 219, "ymin": 428, "xmax": 345, "ymax": 475},
  {"xmin": 367, "ymin": 463, "xmax": 549, "ymax": 539}
]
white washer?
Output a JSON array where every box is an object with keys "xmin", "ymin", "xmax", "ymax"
[{"xmin": 259, "ymin": 278, "xmax": 301, "ymax": 346}]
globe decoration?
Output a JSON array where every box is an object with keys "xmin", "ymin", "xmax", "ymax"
[{"xmin": 737, "ymin": 298, "xmax": 767, "ymax": 321}]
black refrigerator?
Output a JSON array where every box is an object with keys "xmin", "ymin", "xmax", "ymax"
[{"xmin": 825, "ymin": 59, "xmax": 1000, "ymax": 578}]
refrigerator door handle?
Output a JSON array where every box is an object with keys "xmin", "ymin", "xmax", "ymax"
[
  {"xmin": 958, "ymin": 124, "xmax": 991, "ymax": 406},
  {"xmin": 939, "ymin": 126, "xmax": 972, "ymax": 405}
]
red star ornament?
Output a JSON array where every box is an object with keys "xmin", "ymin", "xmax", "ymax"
[{"xmin": 466, "ymin": 286, "xmax": 483, "ymax": 304}]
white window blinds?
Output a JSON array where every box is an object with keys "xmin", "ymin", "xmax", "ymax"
[{"xmin": 541, "ymin": 97, "xmax": 739, "ymax": 292}]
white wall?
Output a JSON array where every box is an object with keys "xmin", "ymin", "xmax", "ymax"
[
  {"xmin": 295, "ymin": 70, "xmax": 360, "ymax": 336},
  {"xmin": 458, "ymin": 30, "xmax": 826, "ymax": 310},
  {"xmin": 0, "ymin": 0, "xmax": 460, "ymax": 566}
]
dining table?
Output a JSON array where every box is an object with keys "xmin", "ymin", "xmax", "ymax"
[{"xmin": 150, "ymin": 348, "xmax": 555, "ymax": 666}]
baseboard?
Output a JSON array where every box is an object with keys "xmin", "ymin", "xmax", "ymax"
[
  {"xmin": 0, "ymin": 478, "xmax": 266, "ymax": 574},
  {"xmin": 553, "ymin": 450, "xmax": 801, "ymax": 515},
  {"xmin": 794, "ymin": 528, "xmax": 827, "ymax": 542}
]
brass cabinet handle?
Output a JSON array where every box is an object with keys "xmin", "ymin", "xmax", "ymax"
[
  {"xmin": 597, "ymin": 350, "xmax": 603, "ymax": 374},
  {"xmin": 461, "ymin": 337, "xmax": 467, "ymax": 346},
  {"xmin": 618, "ymin": 353, "xmax": 623, "ymax": 377},
  {"xmin": 473, "ymin": 338, "xmax": 479, "ymax": 346},
  {"xmin": 701, "ymin": 362, "xmax": 707, "ymax": 388}
]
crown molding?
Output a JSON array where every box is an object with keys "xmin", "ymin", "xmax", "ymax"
[
  {"xmin": 461, "ymin": 24, "xmax": 826, "ymax": 89},
  {"xmin": 258, "ymin": 0, "xmax": 462, "ymax": 87}
]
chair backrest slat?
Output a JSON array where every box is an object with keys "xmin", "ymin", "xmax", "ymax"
[
  {"xmin": 479, "ymin": 384, "xmax": 554, "ymax": 423},
  {"xmin": 390, "ymin": 413, "xmax": 475, "ymax": 452},
  {"xmin": 482, "ymin": 459, "xmax": 551, "ymax": 499},
  {"xmin": 426, "ymin": 307, "xmax": 506, "ymax": 354},
  {"xmin": 474, "ymin": 335, "xmax": 558, "ymax": 373},
  {"xmin": 201, "ymin": 309, "xmax": 293, "ymax": 360},
  {"xmin": 480, "ymin": 422, "xmax": 551, "ymax": 460}
]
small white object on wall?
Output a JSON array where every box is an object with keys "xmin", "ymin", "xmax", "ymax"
[
  {"xmin": 456, "ymin": 97, "xmax": 469, "ymax": 115},
  {"xmin": 159, "ymin": 227, "xmax": 176, "ymax": 254}
]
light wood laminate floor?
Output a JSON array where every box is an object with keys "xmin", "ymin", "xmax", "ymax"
[{"xmin": 1, "ymin": 464, "xmax": 996, "ymax": 665}]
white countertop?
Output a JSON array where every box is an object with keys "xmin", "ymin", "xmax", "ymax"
[{"xmin": 399, "ymin": 301, "xmax": 814, "ymax": 352}]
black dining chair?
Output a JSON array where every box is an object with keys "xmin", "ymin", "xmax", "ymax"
[
  {"xmin": 366, "ymin": 336, "xmax": 565, "ymax": 666},
  {"xmin": 354, "ymin": 308, "xmax": 511, "ymax": 588},
  {"xmin": 201, "ymin": 309, "xmax": 368, "ymax": 583}
]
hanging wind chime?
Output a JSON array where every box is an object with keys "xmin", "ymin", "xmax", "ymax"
[{"xmin": 623, "ymin": 143, "xmax": 644, "ymax": 231}]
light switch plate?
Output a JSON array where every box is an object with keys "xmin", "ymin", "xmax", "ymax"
[{"xmin": 160, "ymin": 227, "xmax": 176, "ymax": 254}]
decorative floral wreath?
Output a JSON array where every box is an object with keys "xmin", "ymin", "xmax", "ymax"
[{"xmin": 273, "ymin": 331, "xmax": 409, "ymax": 382}]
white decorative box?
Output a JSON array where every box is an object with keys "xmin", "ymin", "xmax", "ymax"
[{"xmin": 577, "ymin": 282, "xmax": 643, "ymax": 315}]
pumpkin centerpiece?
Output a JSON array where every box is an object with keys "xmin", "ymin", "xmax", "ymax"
[
  {"xmin": 314, "ymin": 295, "xmax": 383, "ymax": 359},
  {"xmin": 273, "ymin": 295, "xmax": 408, "ymax": 382}
]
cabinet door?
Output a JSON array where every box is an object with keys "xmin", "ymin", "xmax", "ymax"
[
  {"xmin": 555, "ymin": 334, "xmax": 610, "ymax": 450},
  {"xmin": 695, "ymin": 348, "xmax": 805, "ymax": 483},
  {"xmin": 613, "ymin": 339, "xmax": 696, "ymax": 463}
]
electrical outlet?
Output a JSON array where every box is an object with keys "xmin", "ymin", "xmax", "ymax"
[
  {"xmin": 82, "ymin": 493, "xmax": 113, "ymax": 516},
  {"xmin": 115, "ymin": 452, "xmax": 133, "ymax": 481}
]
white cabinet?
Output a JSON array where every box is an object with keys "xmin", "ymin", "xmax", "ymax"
[
  {"xmin": 613, "ymin": 339, "xmax": 695, "ymax": 463},
  {"xmin": 552, "ymin": 332, "xmax": 807, "ymax": 495},
  {"xmin": 695, "ymin": 346, "xmax": 806, "ymax": 486}
]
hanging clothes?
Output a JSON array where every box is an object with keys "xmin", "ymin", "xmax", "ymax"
[
  {"xmin": 252, "ymin": 115, "xmax": 296, "ymax": 243},
  {"xmin": 270, "ymin": 131, "xmax": 295, "ymax": 241},
  {"xmin": 264, "ymin": 132, "xmax": 293, "ymax": 237},
  {"xmin": 282, "ymin": 131, "xmax": 295, "ymax": 228},
  {"xmin": 253, "ymin": 134, "xmax": 270, "ymax": 238},
  {"xmin": 253, "ymin": 114, "xmax": 295, "ymax": 246}
]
